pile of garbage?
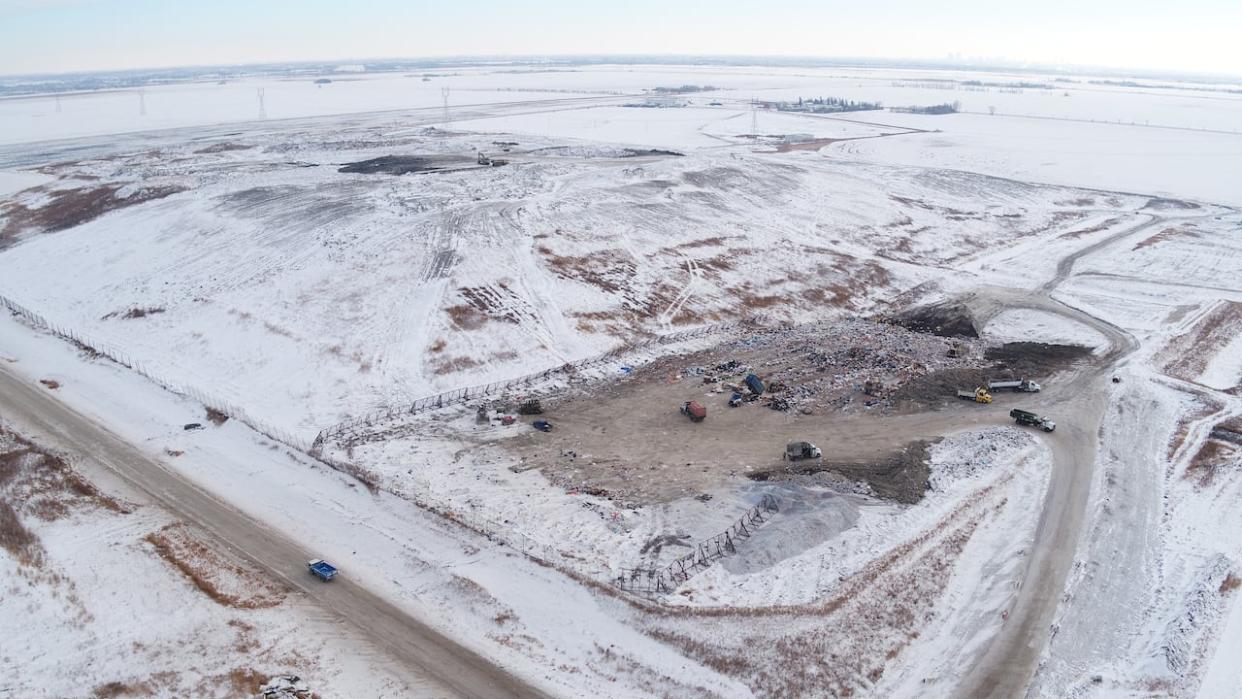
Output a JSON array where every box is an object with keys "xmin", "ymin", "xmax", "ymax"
[
  {"xmin": 681, "ymin": 317, "xmax": 984, "ymax": 415},
  {"xmin": 256, "ymin": 676, "xmax": 310, "ymax": 699}
]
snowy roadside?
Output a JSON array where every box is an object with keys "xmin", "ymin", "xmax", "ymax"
[
  {"xmin": 0, "ymin": 425, "xmax": 422, "ymax": 698},
  {"xmin": 0, "ymin": 310, "xmax": 749, "ymax": 698}
]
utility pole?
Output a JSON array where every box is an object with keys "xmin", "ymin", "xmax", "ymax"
[
  {"xmin": 54, "ymin": 95, "xmax": 62, "ymax": 113},
  {"xmin": 257, "ymin": 87, "xmax": 267, "ymax": 119},
  {"xmin": 441, "ymin": 86, "xmax": 451, "ymax": 126},
  {"xmin": 139, "ymin": 89, "xmax": 146, "ymax": 116},
  {"xmin": 750, "ymin": 97, "xmax": 758, "ymax": 135}
]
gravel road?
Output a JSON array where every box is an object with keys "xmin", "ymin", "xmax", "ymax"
[{"xmin": 0, "ymin": 363, "xmax": 547, "ymax": 699}]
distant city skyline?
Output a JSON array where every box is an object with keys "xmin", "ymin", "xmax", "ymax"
[{"xmin": 1, "ymin": 0, "xmax": 1240, "ymax": 78}]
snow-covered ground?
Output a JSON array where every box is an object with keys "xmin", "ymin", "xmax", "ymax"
[
  {"xmin": 0, "ymin": 122, "xmax": 1164, "ymax": 439},
  {"xmin": 0, "ymin": 309, "xmax": 748, "ymax": 698},
  {"xmin": 2, "ymin": 60, "xmax": 1241, "ymax": 698},
  {"xmin": 983, "ymin": 309, "xmax": 1109, "ymax": 351},
  {"xmin": 0, "ymin": 427, "xmax": 422, "ymax": 698}
]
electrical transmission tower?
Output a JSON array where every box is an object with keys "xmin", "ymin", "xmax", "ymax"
[
  {"xmin": 54, "ymin": 95, "xmax": 62, "ymax": 113},
  {"xmin": 257, "ymin": 88, "xmax": 267, "ymax": 119},
  {"xmin": 750, "ymin": 97, "xmax": 758, "ymax": 136},
  {"xmin": 441, "ymin": 86, "xmax": 451, "ymax": 126},
  {"xmin": 139, "ymin": 89, "xmax": 147, "ymax": 116}
]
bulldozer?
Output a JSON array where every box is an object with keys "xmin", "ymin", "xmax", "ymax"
[{"xmin": 956, "ymin": 387, "xmax": 993, "ymax": 404}]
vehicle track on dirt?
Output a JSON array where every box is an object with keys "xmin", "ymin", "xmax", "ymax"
[{"xmin": 0, "ymin": 365, "xmax": 547, "ymax": 699}]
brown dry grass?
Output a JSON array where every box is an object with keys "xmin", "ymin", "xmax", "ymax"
[
  {"xmin": 0, "ymin": 428, "xmax": 128, "ymax": 521},
  {"xmin": 1185, "ymin": 439, "xmax": 1238, "ymax": 487},
  {"xmin": 1163, "ymin": 302, "xmax": 1242, "ymax": 383},
  {"xmin": 1, "ymin": 184, "xmax": 184, "ymax": 247},
  {"xmin": 0, "ymin": 498, "xmax": 44, "ymax": 566},
  {"xmin": 1133, "ymin": 225, "xmax": 1199, "ymax": 251},
  {"xmin": 205, "ymin": 407, "xmax": 229, "ymax": 426},
  {"xmin": 537, "ymin": 245, "xmax": 637, "ymax": 295},
  {"xmin": 144, "ymin": 523, "xmax": 285, "ymax": 609},
  {"xmin": 92, "ymin": 681, "xmax": 154, "ymax": 698},
  {"xmin": 227, "ymin": 668, "xmax": 271, "ymax": 695},
  {"xmin": 1057, "ymin": 217, "xmax": 1121, "ymax": 240},
  {"xmin": 446, "ymin": 304, "xmax": 488, "ymax": 330},
  {"xmin": 432, "ymin": 355, "xmax": 481, "ymax": 375},
  {"xmin": 1221, "ymin": 573, "xmax": 1242, "ymax": 594},
  {"xmin": 102, "ymin": 307, "xmax": 165, "ymax": 320}
]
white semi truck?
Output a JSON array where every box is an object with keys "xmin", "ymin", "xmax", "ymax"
[{"xmin": 987, "ymin": 378, "xmax": 1041, "ymax": 393}]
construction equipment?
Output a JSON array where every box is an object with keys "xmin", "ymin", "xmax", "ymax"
[
  {"xmin": 729, "ymin": 392, "xmax": 743, "ymax": 407},
  {"xmin": 783, "ymin": 441, "xmax": 822, "ymax": 461},
  {"xmin": 680, "ymin": 401, "xmax": 707, "ymax": 422},
  {"xmin": 956, "ymin": 387, "xmax": 993, "ymax": 404},
  {"xmin": 987, "ymin": 378, "xmax": 1041, "ymax": 393},
  {"xmin": 1010, "ymin": 409, "xmax": 1055, "ymax": 432}
]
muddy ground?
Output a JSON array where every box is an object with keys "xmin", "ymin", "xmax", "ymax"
[{"xmin": 500, "ymin": 319, "xmax": 1072, "ymax": 505}]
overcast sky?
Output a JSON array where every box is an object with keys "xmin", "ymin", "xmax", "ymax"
[{"xmin": 1, "ymin": 0, "xmax": 1239, "ymax": 77}]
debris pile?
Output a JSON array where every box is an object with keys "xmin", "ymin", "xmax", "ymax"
[
  {"xmin": 256, "ymin": 676, "xmax": 310, "ymax": 699},
  {"xmin": 678, "ymin": 318, "xmax": 984, "ymax": 415}
]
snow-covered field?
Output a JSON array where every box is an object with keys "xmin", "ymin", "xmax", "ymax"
[
  {"xmin": 1, "ymin": 60, "xmax": 1241, "ymax": 698},
  {"xmin": 0, "ymin": 119, "xmax": 1171, "ymax": 439}
]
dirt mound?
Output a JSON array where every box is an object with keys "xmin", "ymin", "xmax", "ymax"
[
  {"xmin": 984, "ymin": 342, "xmax": 1094, "ymax": 376},
  {"xmin": 338, "ymin": 155, "xmax": 472, "ymax": 175},
  {"xmin": 891, "ymin": 302, "xmax": 978, "ymax": 338},
  {"xmin": 748, "ymin": 440, "xmax": 933, "ymax": 504},
  {"xmin": 888, "ymin": 367, "xmax": 994, "ymax": 409},
  {"xmin": 889, "ymin": 342, "xmax": 1093, "ymax": 410}
]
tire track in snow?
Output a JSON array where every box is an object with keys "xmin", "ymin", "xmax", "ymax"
[{"xmin": 659, "ymin": 253, "xmax": 701, "ymax": 330}]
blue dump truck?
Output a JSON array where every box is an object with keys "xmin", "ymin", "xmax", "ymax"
[
  {"xmin": 307, "ymin": 559, "xmax": 338, "ymax": 582},
  {"xmin": 744, "ymin": 373, "xmax": 765, "ymax": 396}
]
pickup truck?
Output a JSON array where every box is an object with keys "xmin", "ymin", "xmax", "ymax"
[{"xmin": 307, "ymin": 559, "xmax": 338, "ymax": 582}]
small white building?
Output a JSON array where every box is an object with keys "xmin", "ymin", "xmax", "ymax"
[{"xmin": 782, "ymin": 133, "xmax": 816, "ymax": 144}]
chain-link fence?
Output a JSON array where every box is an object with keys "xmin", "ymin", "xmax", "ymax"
[
  {"xmin": 615, "ymin": 493, "xmax": 779, "ymax": 596},
  {"xmin": 0, "ymin": 293, "xmax": 311, "ymax": 454}
]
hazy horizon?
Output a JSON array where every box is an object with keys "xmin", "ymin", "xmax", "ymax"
[{"xmin": 1, "ymin": 0, "xmax": 1240, "ymax": 79}]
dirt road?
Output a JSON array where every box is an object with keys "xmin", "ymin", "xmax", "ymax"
[
  {"xmin": 0, "ymin": 364, "xmax": 546, "ymax": 699},
  {"xmin": 955, "ymin": 216, "xmax": 1160, "ymax": 698}
]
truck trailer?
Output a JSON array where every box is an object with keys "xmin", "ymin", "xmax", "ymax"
[
  {"xmin": 1010, "ymin": 409, "xmax": 1055, "ymax": 432},
  {"xmin": 988, "ymin": 378, "xmax": 1041, "ymax": 393}
]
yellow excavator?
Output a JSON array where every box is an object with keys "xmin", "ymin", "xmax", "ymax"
[{"xmin": 956, "ymin": 387, "xmax": 994, "ymax": 404}]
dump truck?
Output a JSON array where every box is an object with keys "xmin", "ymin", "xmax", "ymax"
[
  {"xmin": 307, "ymin": 559, "xmax": 338, "ymax": 582},
  {"xmin": 1010, "ymin": 409, "xmax": 1055, "ymax": 432},
  {"xmin": 956, "ymin": 387, "xmax": 993, "ymax": 404},
  {"xmin": 744, "ymin": 374, "xmax": 765, "ymax": 396},
  {"xmin": 783, "ymin": 441, "xmax": 822, "ymax": 461},
  {"xmin": 987, "ymin": 378, "xmax": 1041, "ymax": 393},
  {"xmin": 680, "ymin": 401, "xmax": 707, "ymax": 422}
]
